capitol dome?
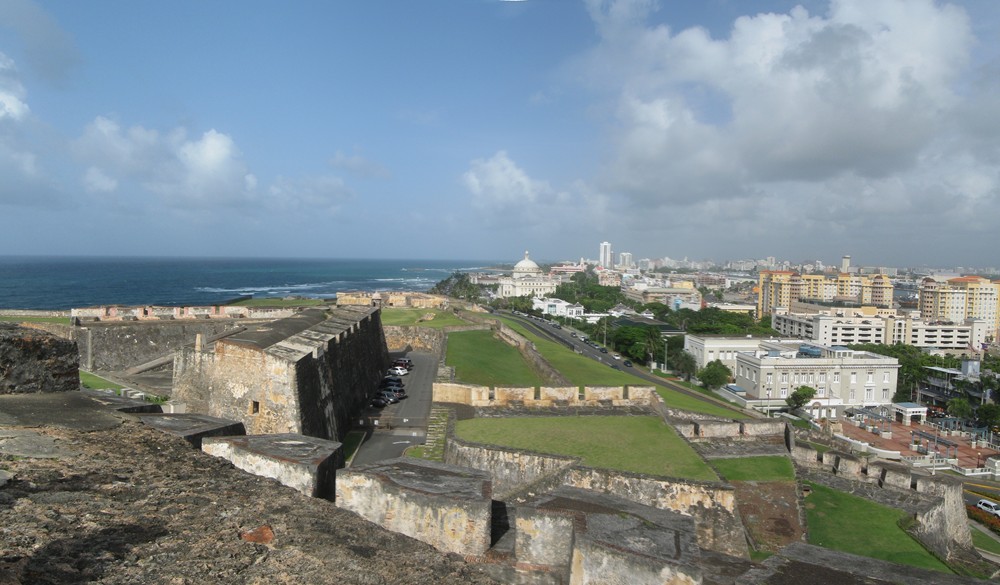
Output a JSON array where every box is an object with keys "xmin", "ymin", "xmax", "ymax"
[{"xmin": 513, "ymin": 250, "xmax": 542, "ymax": 279}]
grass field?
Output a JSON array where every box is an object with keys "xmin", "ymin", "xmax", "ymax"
[
  {"xmin": 498, "ymin": 317, "xmax": 745, "ymax": 418},
  {"xmin": 712, "ymin": 456, "xmax": 795, "ymax": 482},
  {"xmin": 0, "ymin": 315, "xmax": 70, "ymax": 324},
  {"xmin": 381, "ymin": 308, "xmax": 470, "ymax": 329},
  {"xmin": 971, "ymin": 527, "xmax": 1000, "ymax": 555},
  {"xmin": 79, "ymin": 371, "xmax": 123, "ymax": 390},
  {"xmin": 804, "ymin": 481, "xmax": 952, "ymax": 573},
  {"xmin": 455, "ymin": 416, "xmax": 718, "ymax": 481},
  {"xmin": 446, "ymin": 330, "xmax": 544, "ymax": 387}
]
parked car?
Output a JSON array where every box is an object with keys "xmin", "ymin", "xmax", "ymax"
[
  {"xmin": 977, "ymin": 499, "xmax": 1000, "ymax": 517},
  {"xmin": 378, "ymin": 390, "xmax": 400, "ymax": 403},
  {"xmin": 623, "ymin": 360, "xmax": 633, "ymax": 367},
  {"xmin": 380, "ymin": 379, "xmax": 404, "ymax": 388},
  {"xmin": 383, "ymin": 387, "xmax": 406, "ymax": 399},
  {"xmin": 383, "ymin": 375, "xmax": 403, "ymax": 383},
  {"xmin": 394, "ymin": 358, "xmax": 414, "ymax": 370},
  {"xmin": 369, "ymin": 397, "xmax": 388, "ymax": 408},
  {"xmin": 387, "ymin": 366, "xmax": 408, "ymax": 376}
]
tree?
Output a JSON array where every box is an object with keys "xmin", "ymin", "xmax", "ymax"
[
  {"xmin": 977, "ymin": 403, "xmax": 1000, "ymax": 429},
  {"xmin": 786, "ymin": 386, "xmax": 817, "ymax": 410},
  {"xmin": 947, "ymin": 397, "xmax": 973, "ymax": 421},
  {"xmin": 697, "ymin": 359, "xmax": 731, "ymax": 390},
  {"xmin": 672, "ymin": 350, "xmax": 698, "ymax": 381}
]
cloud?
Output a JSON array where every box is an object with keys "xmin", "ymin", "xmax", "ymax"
[
  {"xmin": 462, "ymin": 150, "xmax": 554, "ymax": 212},
  {"xmin": 267, "ymin": 175, "xmax": 353, "ymax": 213},
  {"xmin": 0, "ymin": 0, "xmax": 80, "ymax": 85},
  {"xmin": 573, "ymin": 0, "xmax": 1000, "ymax": 264},
  {"xmin": 73, "ymin": 117, "xmax": 257, "ymax": 208},
  {"xmin": 82, "ymin": 166, "xmax": 116, "ymax": 193},
  {"xmin": 329, "ymin": 150, "xmax": 390, "ymax": 178}
]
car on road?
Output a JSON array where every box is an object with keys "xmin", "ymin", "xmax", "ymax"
[
  {"xmin": 977, "ymin": 499, "xmax": 1000, "ymax": 517},
  {"xmin": 387, "ymin": 366, "xmax": 408, "ymax": 376},
  {"xmin": 570, "ymin": 332, "xmax": 577, "ymax": 338},
  {"xmin": 612, "ymin": 353, "xmax": 621, "ymax": 360},
  {"xmin": 609, "ymin": 364, "xmax": 620, "ymax": 370},
  {"xmin": 393, "ymin": 358, "xmax": 414, "ymax": 370},
  {"xmin": 377, "ymin": 390, "xmax": 400, "ymax": 403},
  {"xmin": 623, "ymin": 360, "xmax": 633, "ymax": 367},
  {"xmin": 599, "ymin": 347, "xmax": 608, "ymax": 353}
]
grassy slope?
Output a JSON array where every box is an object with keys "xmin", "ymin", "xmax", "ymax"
[
  {"xmin": 500, "ymin": 317, "xmax": 743, "ymax": 418},
  {"xmin": 712, "ymin": 456, "xmax": 795, "ymax": 482},
  {"xmin": 446, "ymin": 329, "xmax": 544, "ymax": 387},
  {"xmin": 456, "ymin": 416, "xmax": 717, "ymax": 481},
  {"xmin": 79, "ymin": 371, "xmax": 123, "ymax": 391},
  {"xmin": 804, "ymin": 481, "xmax": 952, "ymax": 573}
]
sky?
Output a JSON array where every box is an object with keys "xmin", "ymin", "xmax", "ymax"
[{"xmin": 1, "ymin": 0, "xmax": 999, "ymax": 268}]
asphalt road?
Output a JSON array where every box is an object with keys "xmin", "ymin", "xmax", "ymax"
[{"xmin": 351, "ymin": 350, "xmax": 436, "ymax": 465}]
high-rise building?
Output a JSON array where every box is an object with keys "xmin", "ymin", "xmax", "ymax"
[
  {"xmin": 841, "ymin": 255, "xmax": 851, "ymax": 273},
  {"xmin": 619, "ymin": 252, "xmax": 633, "ymax": 269},
  {"xmin": 599, "ymin": 241, "xmax": 612, "ymax": 269},
  {"xmin": 757, "ymin": 271, "xmax": 893, "ymax": 316}
]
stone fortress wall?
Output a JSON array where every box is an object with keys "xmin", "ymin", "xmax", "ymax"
[
  {"xmin": 0, "ymin": 323, "xmax": 78, "ymax": 394},
  {"xmin": 788, "ymin": 427, "xmax": 976, "ymax": 565},
  {"xmin": 172, "ymin": 306, "xmax": 388, "ymax": 441}
]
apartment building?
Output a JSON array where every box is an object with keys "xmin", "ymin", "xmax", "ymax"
[
  {"xmin": 771, "ymin": 313, "xmax": 990, "ymax": 350},
  {"xmin": 757, "ymin": 271, "xmax": 893, "ymax": 316},
  {"xmin": 919, "ymin": 276, "xmax": 1000, "ymax": 340}
]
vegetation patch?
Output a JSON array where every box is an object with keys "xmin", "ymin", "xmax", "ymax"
[
  {"xmin": 712, "ymin": 456, "xmax": 795, "ymax": 482},
  {"xmin": 446, "ymin": 330, "xmax": 543, "ymax": 387},
  {"xmin": 341, "ymin": 431, "xmax": 365, "ymax": 464},
  {"xmin": 0, "ymin": 315, "xmax": 70, "ymax": 324},
  {"xmin": 804, "ymin": 481, "xmax": 952, "ymax": 573},
  {"xmin": 79, "ymin": 371, "xmax": 123, "ymax": 391},
  {"xmin": 970, "ymin": 527, "xmax": 1000, "ymax": 556},
  {"xmin": 381, "ymin": 308, "xmax": 469, "ymax": 329},
  {"xmin": 654, "ymin": 386, "xmax": 744, "ymax": 418},
  {"xmin": 455, "ymin": 416, "xmax": 717, "ymax": 481}
]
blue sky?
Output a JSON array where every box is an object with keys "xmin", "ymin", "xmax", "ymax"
[{"xmin": 1, "ymin": 0, "xmax": 998, "ymax": 268}]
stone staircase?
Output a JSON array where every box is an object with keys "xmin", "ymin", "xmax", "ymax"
[{"xmin": 421, "ymin": 406, "xmax": 451, "ymax": 461}]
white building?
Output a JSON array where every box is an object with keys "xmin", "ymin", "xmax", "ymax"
[
  {"xmin": 532, "ymin": 297, "xmax": 585, "ymax": 318},
  {"xmin": 684, "ymin": 335, "xmax": 798, "ymax": 371},
  {"xmin": 599, "ymin": 241, "xmax": 612, "ymax": 269},
  {"xmin": 497, "ymin": 251, "xmax": 561, "ymax": 299},
  {"xmin": 772, "ymin": 313, "xmax": 990, "ymax": 350},
  {"xmin": 727, "ymin": 341, "xmax": 899, "ymax": 418}
]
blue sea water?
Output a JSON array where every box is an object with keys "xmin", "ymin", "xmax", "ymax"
[{"xmin": 0, "ymin": 256, "xmax": 495, "ymax": 310}]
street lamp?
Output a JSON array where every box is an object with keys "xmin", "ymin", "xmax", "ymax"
[{"xmin": 978, "ymin": 451, "xmax": 982, "ymax": 468}]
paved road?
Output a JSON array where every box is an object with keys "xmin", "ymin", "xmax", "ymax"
[{"xmin": 351, "ymin": 350, "xmax": 436, "ymax": 465}]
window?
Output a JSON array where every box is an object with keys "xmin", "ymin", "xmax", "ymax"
[
  {"xmin": 752, "ymin": 371, "xmax": 756, "ymax": 382},
  {"xmin": 781, "ymin": 372, "xmax": 788, "ymax": 383},
  {"xmin": 251, "ymin": 401, "xmax": 260, "ymax": 415},
  {"xmin": 850, "ymin": 389, "xmax": 856, "ymax": 400},
  {"xmin": 866, "ymin": 372, "xmax": 873, "ymax": 383},
  {"xmin": 833, "ymin": 372, "xmax": 840, "ymax": 383},
  {"xmin": 819, "ymin": 373, "xmax": 826, "ymax": 383},
  {"xmin": 883, "ymin": 372, "xmax": 890, "ymax": 383},
  {"xmin": 850, "ymin": 372, "xmax": 857, "ymax": 384},
  {"xmin": 882, "ymin": 388, "xmax": 889, "ymax": 400},
  {"xmin": 865, "ymin": 388, "xmax": 873, "ymax": 401},
  {"xmin": 780, "ymin": 388, "xmax": 788, "ymax": 398},
  {"xmin": 766, "ymin": 373, "xmax": 773, "ymax": 384},
  {"xmin": 817, "ymin": 387, "xmax": 826, "ymax": 397}
]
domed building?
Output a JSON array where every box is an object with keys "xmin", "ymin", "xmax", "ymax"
[{"xmin": 498, "ymin": 250, "xmax": 560, "ymax": 299}]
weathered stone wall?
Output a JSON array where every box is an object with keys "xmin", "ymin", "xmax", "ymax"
[
  {"xmin": 741, "ymin": 419, "xmax": 786, "ymax": 436},
  {"xmin": 383, "ymin": 325, "xmax": 446, "ymax": 353},
  {"xmin": 336, "ymin": 459, "xmax": 492, "ymax": 556},
  {"xmin": 913, "ymin": 475, "xmax": 974, "ymax": 557},
  {"xmin": 495, "ymin": 324, "xmax": 570, "ymax": 386},
  {"xmin": 77, "ymin": 321, "xmax": 245, "ymax": 371},
  {"xmin": 445, "ymin": 438, "xmax": 579, "ymax": 499},
  {"xmin": 0, "ymin": 323, "xmax": 79, "ymax": 394},
  {"xmin": 431, "ymin": 382, "xmax": 657, "ymax": 408},
  {"xmin": 562, "ymin": 467, "xmax": 748, "ymax": 558},
  {"xmin": 174, "ymin": 309, "xmax": 387, "ymax": 441},
  {"xmin": 693, "ymin": 420, "xmax": 742, "ymax": 438}
]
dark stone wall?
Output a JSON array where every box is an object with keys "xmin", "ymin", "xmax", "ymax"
[
  {"xmin": 0, "ymin": 323, "xmax": 79, "ymax": 394},
  {"xmin": 79, "ymin": 321, "xmax": 243, "ymax": 371},
  {"xmin": 297, "ymin": 310, "xmax": 389, "ymax": 441}
]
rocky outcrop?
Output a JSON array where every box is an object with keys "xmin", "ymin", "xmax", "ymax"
[{"xmin": 0, "ymin": 323, "xmax": 78, "ymax": 394}]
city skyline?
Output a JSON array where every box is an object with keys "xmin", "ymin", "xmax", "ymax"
[{"xmin": 1, "ymin": 1, "xmax": 999, "ymax": 266}]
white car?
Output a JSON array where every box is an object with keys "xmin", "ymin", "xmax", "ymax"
[
  {"xmin": 387, "ymin": 366, "xmax": 409, "ymax": 376},
  {"xmin": 612, "ymin": 354, "xmax": 621, "ymax": 360},
  {"xmin": 977, "ymin": 499, "xmax": 1000, "ymax": 517}
]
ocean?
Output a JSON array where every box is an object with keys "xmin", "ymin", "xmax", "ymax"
[{"xmin": 0, "ymin": 256, "xmax": 496, "ymax": 310}]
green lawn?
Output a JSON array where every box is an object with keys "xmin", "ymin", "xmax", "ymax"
[
  {"xmin": 80, "ymin": 371, "xmax": 123, "ymax": 390},
  {"xmin": 341, "ymin": 431, "xmax": 365, "ymax": 463},
  {"xmin": 804, "ymin": 481, "xmax": 952, "ymax": 573},
  {"xmin": 498, "ymin": 317, "xmax": 744, "ymax": 418},
  {"xmin": 971, "ymin": 527, "xmax": 1000, "ymax": 555},
  {"xmin": 455, "ymin": 416, "xmax": 718, "ymax": 481},
  {"xmin": 712, "ymin": 456, "xmax": 795, "ymax": 482},
  {"xmin": 446, "ymin": 329, "xmax": 544, "ymax": 387},
  {"xmin": 0, "ymin": 315, "xmax": 70, "ymax": 324},
  {"xmin": 381, "ymin": 308, "xmax": 470, "ymax": 328}
]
